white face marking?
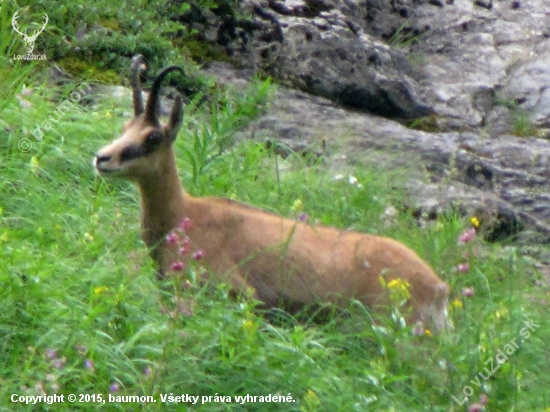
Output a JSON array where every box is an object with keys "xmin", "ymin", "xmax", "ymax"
[{"xmin": 92, "ymin": 157, "xmax": 103, "ymax": 176}]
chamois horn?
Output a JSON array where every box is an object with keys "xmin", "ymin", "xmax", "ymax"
[
  {"xmin": 131, "ymin": 55, "xmax": 147, "ymax": 116},
  {"xmin": 144, "ymin": 65, "xmax": 184, "ymax": 126}
]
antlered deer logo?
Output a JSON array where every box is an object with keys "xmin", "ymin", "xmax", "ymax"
[{"xmin": 12, "ymin": 10, "xmax": 48, "ymax": 55}]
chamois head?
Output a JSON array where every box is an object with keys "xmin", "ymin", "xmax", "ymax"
[{"xmin": 94, "ymin": 55, "xmax": 184, "ymax": 180}]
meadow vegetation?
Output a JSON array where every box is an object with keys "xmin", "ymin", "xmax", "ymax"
[{"xmin": 1, "ymin": 2, "xmax": 549, "ymax": 412}]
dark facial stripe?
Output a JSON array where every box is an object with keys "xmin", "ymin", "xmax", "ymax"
[
  {"xmin": 120, "ymin": 143, "xmax": 157, "ymax": 163},
  {"xmin": 119, "ymin": 131, "xmax": 164, "ymax": 163}
]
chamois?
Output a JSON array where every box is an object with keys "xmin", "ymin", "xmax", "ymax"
[{"xmin": 94, "ymin": 55, "xmax": 450, "ymax": 332}]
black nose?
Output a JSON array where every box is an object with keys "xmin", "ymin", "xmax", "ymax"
[{"xmin": 95, "ymin": 154, "xmax": 111, "ymax": 164}]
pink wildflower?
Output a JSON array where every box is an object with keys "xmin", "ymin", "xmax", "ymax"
[
  {"xmin": 457, "ymin": 263, "xmax": 470, "ymax": 273},
  {"xmin": 171, "ymin": 261, "xmax": 185, "ymax": 271},
  {"xmin": 109, "ymin": 382, "xmax": 120, "ymax": 392},
  {"xmin": 192, "ymin": 249, "xmax": 204, "ymax": 261},
  {"xmin": 84, "ymin": 359, "xmax": 95, "ymax": 372},
  {"xmin": 459, "ymin": 228, "xmax": 476, "ymax": 243},
  {"xmin": 179, "ymin": 237, "xmax": 190, "ymax": 255},
  {"xmin": 468, "ymin": 403, "xmax": 483, "ymax": 412},
  {"xmin": 462, "ymin": 287, "xmax": 475, "ymax": 297},
  {"xmin": 52, "ymin": 358, "xmax": 65, "ymax": 370},
  {"xmin": 412, "ymin": 323, "xmax": 425, "ymax": 336},
  {"xmin": 165, "ymin": 231, "xmax": 179, "ymax": 245},
  {"xmin": 479, "ymin": 394, "xmax": 488, "ymax": 405},
  {"xmin": 179, "ymin": 217, "xmax": 191, "ymax": 231}
]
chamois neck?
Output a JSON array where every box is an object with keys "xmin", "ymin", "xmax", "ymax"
[{"xmin": 136, "ymin": 149, "xmax": 186, "ymax": 247}]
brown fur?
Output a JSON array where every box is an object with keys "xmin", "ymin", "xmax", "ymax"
[{"xmin": 94, "ymin": 57, "xmax": 450, "ymax": 332}]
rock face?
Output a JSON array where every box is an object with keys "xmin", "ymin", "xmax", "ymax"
[
  {"xmin": 212, "ymin": 0, "xmax": 550, "ymax": 133},
  {"xmin": 211, "ymin": 0, "xmax": 434, "ymax": 119},
  {"xmin": 205, "ymin": 62, "xmax": 550, "ymax": 245},
  {"xmin": 365, "ymin": 0, "xmax": 550, "ymax": 131},
  {"xmin": 187, "ymin": 0, "xmax": 550, "ymax": 244}
]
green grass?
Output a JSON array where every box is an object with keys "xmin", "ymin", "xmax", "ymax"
[
  {"xmin": 1, "ymin": 58, "xmax": 550, "ymax": 412},
  {"xmin": 493, "ymin": 96, "xmax": 540, "ymax": 138},
  {"xmin": 511, "ymin": 109, "xmax": 538, "ymax": 137}
]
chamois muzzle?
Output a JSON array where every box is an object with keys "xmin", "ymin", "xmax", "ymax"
[{"xmin": 94, "ymin": 154, "xmax": 111, "ymax": 169}]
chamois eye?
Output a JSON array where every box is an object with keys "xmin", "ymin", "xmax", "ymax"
[{"xmin": 145, "ymin": 132, "xmax": 163, "ymax": 146}]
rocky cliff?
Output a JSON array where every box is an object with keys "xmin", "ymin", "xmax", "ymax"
[{"xmin": 185, "ymin": 0, "xmax": 550, "ymax": 248}]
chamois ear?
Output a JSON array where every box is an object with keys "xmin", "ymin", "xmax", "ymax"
[{"xmin": 166, "ymin": 94, "xmax": 183, "ymax": 143}]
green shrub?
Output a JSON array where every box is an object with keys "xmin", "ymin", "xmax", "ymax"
[{"xmin": 12, "ymin": 0, "xmax": 240, "ymax": 79}]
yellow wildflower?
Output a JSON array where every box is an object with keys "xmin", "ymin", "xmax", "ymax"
[
  {"xmin": 470, "ymin": 216, "xmax": 480, "ymax": 228},
  {"xmin": 494, "ymin": 305, "xmax": 509, "ymax": 319},
  {"xmin": 242, "ymin": 319, "xmax": 255, "ymax": 330},
  {"xmin": 93, "ymin": 286, "xmax": 109, "ymax": 295},
  {"xmin": 387, "ymin": 279, "xmax": 409, "ymax": 290},
  {"xmin": 386, "ymin": 278, "xmax": 411, "ymax": 305},
  {"xmin": 387, "ymin": 279, "xmax": 411, "ymax": 296},
  {"xmin": 303, "ymin": 389, "xmax": 320, "ymax": 407},
  {"xmin": 291, "ymin": 198, "xmax": 303, "ymax": 212},
  {"xmin": 424, "ymin": 329, "xmax": 432, "ymax": 337},
  {"xmin": 30, "ymin": 156, "xmax": 40, "ymax": 174},
  {"xmin": 452, "ymin": 298, "xmax": 463, "ymax": 310}
]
